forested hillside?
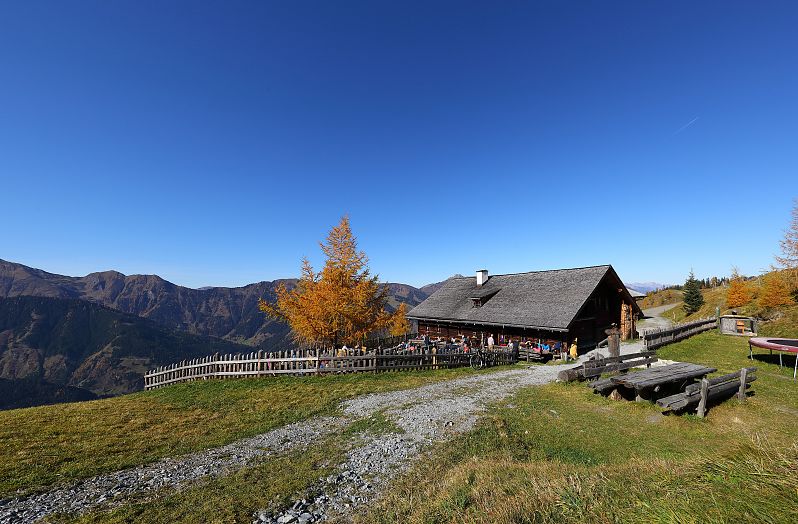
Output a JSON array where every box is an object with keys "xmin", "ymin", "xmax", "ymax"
[{"xmin": 0, "ymin": 296, "xmax": 254, "ymax": 409}]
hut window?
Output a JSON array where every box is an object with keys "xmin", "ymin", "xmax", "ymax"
[{"xmin": 468, "ymin": 289, "xmax": 499, "ymax": 308}]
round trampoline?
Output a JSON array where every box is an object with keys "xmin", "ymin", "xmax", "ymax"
[{"xmin": 748, "ymin": 337, "xmax": 798, "ymax": 380}]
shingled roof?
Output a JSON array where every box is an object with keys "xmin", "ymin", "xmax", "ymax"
[
  {"xmin": 627, "ymin": 288, "xmax": 646, "ymax": 299},
  {"xmin": 408, "ymin": 265, "xmax": 638, "ymax": 332}
]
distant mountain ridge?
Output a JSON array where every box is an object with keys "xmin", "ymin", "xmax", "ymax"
[
  {"xmin": 0, "ymin": 259, "xmax": 297, "ymax": 348},
  {"xmin": 0, "ymin": 260, "xmax": 434, "ymax": 350},
  {"xmin": 624, "ymin": 282, "xmax": 672, "ymax": 294}
]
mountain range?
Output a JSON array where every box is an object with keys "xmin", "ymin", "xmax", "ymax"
[
  {"xmin": 624, "ymin": 282, "xmax": 671, "ymax": 294},
  {"xmin": 0, "ymin": 259, "xmax": 434, "ymax": 408}
]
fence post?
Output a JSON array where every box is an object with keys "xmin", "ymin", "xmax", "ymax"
[
  {"xmin": 697, "ymin": 378, "xmax": 709, "ymax": 418},
  {"xmin": 738, "ymin": 368, "xmax": 748, "ymax": 400}
]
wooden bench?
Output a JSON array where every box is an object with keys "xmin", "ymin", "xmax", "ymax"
[
  {"xmin": 557, "ymin": 351, "xmax": 657, "ymax": 382},
  {"xmin": 608, "ymin": 362, "xmax": 716, "ymax": 401},
  {"xmin": 656, "ymin": 367, "xmax": 756, "ymax": 417},
  {"xmin": 590, "ymin": 376, "xmax": 621, "ymax": 395}
]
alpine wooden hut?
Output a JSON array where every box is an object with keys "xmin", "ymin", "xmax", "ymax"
[{"xmin": 407, "ymin": 265, "xmax": 642, "ymax": 351}]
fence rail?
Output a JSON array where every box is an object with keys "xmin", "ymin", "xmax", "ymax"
[
  {"xmin": 642, "ymin": 317, "xmax": 717, "ymax": 350},
  {"xmin": 144, "ymin": 345, "xmax": 516, "ymax": 390}
]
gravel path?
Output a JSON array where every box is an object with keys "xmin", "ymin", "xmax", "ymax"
[
  {"xmin": 636, "ymin": 304, "xmax": 679, "ymax": 335},
  {"xmin": 254, "ymin": 365, "xmax": 567, "ymax": 523},
  {"xmin": 2, "ymin": 307, "xmax": 681, "ymax": 524}
]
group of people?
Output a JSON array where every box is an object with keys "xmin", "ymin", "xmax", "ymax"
[{"xmin": 414, "ymin": 333, "xmax": 580, "ymax": 360}]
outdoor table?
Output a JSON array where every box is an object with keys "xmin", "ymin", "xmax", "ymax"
[{"xmin": 610, "ymin": 362, "xmax": 717, "ymax": 402}]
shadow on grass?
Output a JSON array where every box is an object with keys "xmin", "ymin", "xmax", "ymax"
[{"xmin": 751, "ymin": 352, "xmax": 798, "ymax": 369}]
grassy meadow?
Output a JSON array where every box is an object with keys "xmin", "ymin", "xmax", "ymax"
[
  {"xmin": 7, "ymin": 331, "xmax": 798, "ymax": 523},
  {"xmin": 359, "ymin": 332, "xmax": 798, "ymax": 524},
  {"xmin": 641, "ymin": 283, "xmax": 798, "ymax": 338},
  {"xmin": 638, "ymin": 288, "xmax": 683, "ymax": 309},
  {"xmin": 0, "ymin": 366, "xmax": 481, "ymax": 498}
]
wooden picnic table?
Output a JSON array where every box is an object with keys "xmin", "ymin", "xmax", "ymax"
[{"xmin": 610, "ymin": 362, "xmax": 717, "ymax": 401}]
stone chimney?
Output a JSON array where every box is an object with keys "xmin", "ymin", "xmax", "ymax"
[{"xmin": 476, "ymin": 269, "xmax": 489, "ymax": 286}]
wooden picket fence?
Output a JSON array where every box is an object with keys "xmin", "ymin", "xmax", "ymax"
[
  {"xmin": 642, "ymin": 317, "xmax": 717, "ymax": 350},
  {"xmin": 144, "ymin": 345, "xmax": 516, "ymax": 390}
]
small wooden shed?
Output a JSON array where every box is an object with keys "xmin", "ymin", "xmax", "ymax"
[{"xmin": 719, "ymin": 315, "xmax": 758, "ymax": 336}]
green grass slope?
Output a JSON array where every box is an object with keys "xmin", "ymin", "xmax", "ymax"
[
  {"xmin": 360, "ymin": 332, "xmax": 798, "ymax": 524},
  {"xmin": 7, "ymin": 332, "xmax": 798, "ymax": 523},
  {"xmin": 645, "ymin": 281, "xmax": 798, "ymax": 338},
  {"xmin": 0, "ymin": 366, "xmax": 480, "ymax": 498},
  {"xmin": 638, "ymin": 288, "xmax": 683, "ymax": 309}
]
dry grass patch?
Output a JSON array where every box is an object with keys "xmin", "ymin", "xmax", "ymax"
[{"xmin": 359, "ymin": 332, "xmax": 798, "ymax": 524}]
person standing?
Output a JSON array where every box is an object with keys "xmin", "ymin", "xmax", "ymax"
[
  {"xmin": 569, "ymin": 338, "xmax": 579, "ymax": 361},
  {"xmin": 487, "ymin": 334, "xmax": 495, "ymax": 350}
]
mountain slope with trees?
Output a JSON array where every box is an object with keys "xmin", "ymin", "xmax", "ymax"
[{"xmin": 0, "ymin": 295, "xmax": 256, "ymax": 409}]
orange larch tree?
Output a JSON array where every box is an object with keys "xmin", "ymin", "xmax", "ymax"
[
  {"xmin": 726, "ymin": 268, "xmax": 752, "ymax": 309},
  {"xmin": 259, "ymin": 216, "xmax": 394, "ymax": 348},
  {"xmin": 759, "ymin": 271, "xmax": 794, "ymax": 310},
  {"xmin": 389, "ymin": 303, "xmax": 411, "ymax": 337}
]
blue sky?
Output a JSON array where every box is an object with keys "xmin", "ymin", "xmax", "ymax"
[{"xmin": 1, "ymin": 1, "xmax": 796, "ymax": 288}]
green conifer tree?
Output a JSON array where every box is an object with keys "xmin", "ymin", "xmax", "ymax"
[{"xmin": 682, "ymin": 270, "xmax": 705, "ymax": 314}]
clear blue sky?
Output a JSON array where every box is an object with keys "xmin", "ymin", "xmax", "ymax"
[{"xmin": 2, "ymin": 1, "xmax": 796, "ymax": 288}]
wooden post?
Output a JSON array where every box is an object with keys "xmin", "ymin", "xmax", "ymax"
[
  {"xmin": 738, "ymin": 368, "xmax": 748, "ymax": 400},
  {"xmin": 696, "ymin": 378, "xmax": 709, "ymax": 418}
]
